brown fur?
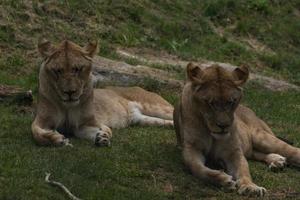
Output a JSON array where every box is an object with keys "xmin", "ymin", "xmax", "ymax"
[
  {"xmin": 32, "ymin": 40, "xmax": 173, "ymax": 147},
  {"xmin": 174, "ymin": 63, "xmax": 300, "ymax": 196}
]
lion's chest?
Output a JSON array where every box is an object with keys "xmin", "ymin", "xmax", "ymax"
[
  {"xmin": 206, "ymin": 137, "xmax": 234, "ymax": 159},
  {"xmin": 56, "ymin": 109, "xmax": 81, "ymax": 136}
]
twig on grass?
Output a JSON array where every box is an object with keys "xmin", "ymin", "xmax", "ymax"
[
  {"xmin": 45, "ymin": 172, "xmax": 82, "ymax": 200},
  {"xmin": 151, "ymin": 174, "xmax": 157, "ymax": 188}
]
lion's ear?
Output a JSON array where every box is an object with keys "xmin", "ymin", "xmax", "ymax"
[
  {"xmin": 84, "ymin": 41, "xmax": 98, "ymax": 57},
  {"xmin": 187, "ymin": 63, "xmax": 204, "ymax": 84},
  {"xmin": 38, "ymin": 39, "xmax": 54, "ymax": 58},
  {"xmin": 232, "ymin": 66, "xmax": 249, "ymax": 86}
]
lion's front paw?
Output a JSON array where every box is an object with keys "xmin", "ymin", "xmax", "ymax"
[
  {"xmin": 95, "ymin": 131, "xmax": 111, "ymax": 147},
  {"xmin": 237, "ymin": 182, "xmax": 266, "ymax": 197},
  {"xmin": 52, "ymin": 133, "xmax": 72, "ymax": 147},
  {"xmin": 59, "ymin": 137, "xmax": 72, "ymax": 146},
  {"xmin": 266, "ymin": 154, "xmax": 286, "ymax": 171},
  {"xmin": 218, "ymin": 172, "xmax": 237, "ymax": 191}
]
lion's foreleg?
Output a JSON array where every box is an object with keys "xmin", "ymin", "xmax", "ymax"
[
  {"xmin": 74, "ymin": 125, "xmax": 112, "ymax": 147},
  {"xmin": 183, "ymin": 146, "xmax": 236, "ymax": 190},
  {"xmin": 225, "ymin": 150, "xmax": 266, "ymax": 196},
  {"xmin": 31, "ymin": 119, "xmax": 70, "ymax": 146}
]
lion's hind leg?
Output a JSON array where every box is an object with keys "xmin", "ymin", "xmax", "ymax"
[
  {"xmin": 128, "ymin": 101, "xmax": 173, "ymax": 127},
  {"xmin": 252, "ymin": 130, "xmax": 300, "ymax": 167},
  {"xmin": 251, "ymin": 151, "xmax": 286, "ymax": 171},
  {"xmin": 111, "ymin": 86, "xmax": 174, "ymax": 121},
  {"xmin": 138, "ymin": 102, "xmax": 173, "ymax": 121}
]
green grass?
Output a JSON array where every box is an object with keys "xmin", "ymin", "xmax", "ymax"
[
  {"xmin": 1, "ymin": 85, "xmax": 300, "ymax": 200},
  {"xmin": 0, "ymin": 0, "xmax": 299, "ymax": 84},
  {"xmin": 1, "ymin": 0, "xmax": 300, "ymax": 199}
]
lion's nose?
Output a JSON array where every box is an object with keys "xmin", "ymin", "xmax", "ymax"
[
  {"xmin": 64, "ymin": 90, "xmax": 76, "ymax": 97},
  {"xmin": 216, "ymin": 123, "xmax": 229, "ymax": 130}
]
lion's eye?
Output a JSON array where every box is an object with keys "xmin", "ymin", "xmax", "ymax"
[
  {"xmin": 205, "ymin": 100, "xmax": 214, "ymax": 108},
  {"xmin": 228, "ymin": 98, "xmax": 237, "ymax": 107},
  {"xmin": 72, "ymin": 67, "xmax": 82, "ymax": 74},
  {"xmin": 195, "ymin": 85, "xmax": 203, "ymax": 92},
  {"xmin": 206, "ymin": 100, "xmax": 223, "ymax": 111},
  {"xmin": 53, "ymin": 68, "xmax": 63, "ymax": 76}
]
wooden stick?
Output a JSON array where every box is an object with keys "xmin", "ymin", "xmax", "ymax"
[{"xmin": 45, "ymin": 173, "xmax": 82, "ymax": 200}]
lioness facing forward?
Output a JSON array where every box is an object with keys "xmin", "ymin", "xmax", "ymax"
[
  {"xmin": 174, "ymin": 63, "xmax": 300, "ymax": 196},
  {"xmin": 32, "ymin": 39, "xmax": 173, "ymax": 147}
]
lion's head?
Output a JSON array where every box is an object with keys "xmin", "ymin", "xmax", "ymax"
[
  {"xmin": 38, "ymin": 39, "xmax": 98, "ymax": 106},
  {"xmin": 186, "ymin": 63, "xmax": 249, "ymax": 139}
]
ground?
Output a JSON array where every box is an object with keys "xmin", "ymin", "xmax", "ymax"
[{"xmin": 0, "ymin": 1, "xmax": 300, "ymax": 200}]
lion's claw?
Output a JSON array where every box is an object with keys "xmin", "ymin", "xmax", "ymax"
[
  {"xmin": 267, "ymin": 154, "xmax": 286, "ymax": 171},
  {"xmin": 219, "ymin": 172, "xmax": 237, "ymax": 191},
  {"xmin": 95, "ymin": 132, "xmax": 111, "ymax": 147},
  {"xmin": 56, "ymin": 137, "xmax": 72, "ymax": 147},
  {"xmin": 238, "ymin": 183, "xmax": 266, "ymax": 197}
]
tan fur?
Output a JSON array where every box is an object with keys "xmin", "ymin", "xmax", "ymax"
[
  {"xmin": 174, "ymin": 63, "xmax": 300, "ymax": 196},
  {"xmin": 32, "ymin": 40, "xmax": 173, "ymax": 147}
]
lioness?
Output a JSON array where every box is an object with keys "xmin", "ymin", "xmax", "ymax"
[
  {"xmin": 174, "ymin": 63, "xmax": 300, "ymax": 196},
  {"xmin": 32, "ymin": 39, "xmax": 173, "ymax": 147}
]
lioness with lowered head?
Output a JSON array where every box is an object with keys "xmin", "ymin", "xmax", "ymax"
[
  {"xmin": 32, "ymin": 39, "xmax": 173, "ymax": 147},
  {"xmin": 174, "ymin": 63, "xmax": 300, "ymax": 196}
]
